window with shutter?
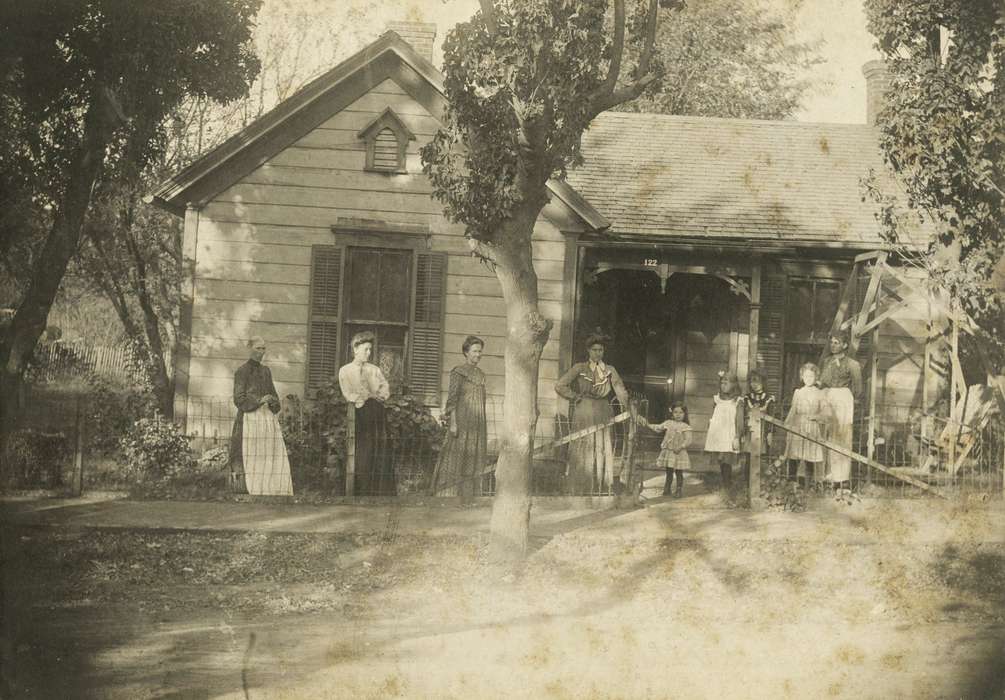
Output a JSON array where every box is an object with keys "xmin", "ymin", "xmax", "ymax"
[
  {"xmin": 758, "ymin": 272, "xmax": 786, "ymax": 400},
  {"xmin": 313, "ymin": 238, "xmax": 446, "ymax": 407},
  {"xmin": 307, "ymin": 246, "xmax": 344, "ymax": 391}
]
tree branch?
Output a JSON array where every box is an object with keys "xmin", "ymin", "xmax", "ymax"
[
  {"xmin": 601, "ymin": 0, "xmax": 626, "ymax": 98},
  {"xmin": 479, "ymin": 0, "xmax": 497, "ymax": 35},
  {"xmin": 587, "ymin": 0, "xmax": 669, "ymax": 118}
]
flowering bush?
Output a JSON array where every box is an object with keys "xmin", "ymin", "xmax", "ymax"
[{"xmin": 119, "ymin": 416, "xmax": 195, "ymax": 482}]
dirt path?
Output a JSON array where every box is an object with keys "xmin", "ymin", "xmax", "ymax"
[{"xmin": 4, "ymin": 498, "xmax": 1004, "ymax": 699}]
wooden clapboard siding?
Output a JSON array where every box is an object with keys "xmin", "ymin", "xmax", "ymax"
[
  {"xmin": 241, "ymin": 165, "xmax": 434, "ymax": 194},
  {"xmin": 182, "ymin": 73, "xmax": 576, "ymax": 437},
  {"xmin": 193, "ymin": 297, "xmax": 309, "ymax": 324},
  {"xmin": 191, "ymin": 318, "xmax": 308, "ymax": 344},
  {"xmin": 197, "ymin": 259, "xmax": 308, "ymax": 285},
  {"xmin": 191, "ymin": 336, "xmax": 307, "ymax": 363},
  {"xmin": 190, "ymin": 357, "xmax": 304, "ymax": 384},
  {"xmin": 318, "ymin": 109, "xmax": 440, "ymax": 135},
  {"xmin": 210, "ymin": 189, "xmax": 446, "ymax": 217},
  {"xmin": 198, "ymin": 279, "xmax": 308, "ymax": 305}
]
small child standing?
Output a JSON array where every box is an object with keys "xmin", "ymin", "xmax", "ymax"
[
  {"xmin": 744, "ymin": 369, "xmax": 776, "ymax": 452},
  {"xmin": 704, "ymin": 371, "xmax": 745, "ymax": 494},
  {"xmin": 639, "ymin": 402, "xmax": 692, "ymax": 499},
  {"xmin": 783, "ymin": 362, "xmax": 828, "ymax": 485}
]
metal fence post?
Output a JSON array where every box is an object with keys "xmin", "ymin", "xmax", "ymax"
[
  {"xmin": 345, "ymin": 402, "xmax": 356, "ymax": 497},
  {"xmin": 749, "ymin": 407, "xmax": 763, "ymax": 509},
  {"xmin": 73, "ymin": 395, "xmax": 84, "ymax": 497}
]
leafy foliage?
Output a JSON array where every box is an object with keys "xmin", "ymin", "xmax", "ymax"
[
  {"xmin": 616, "ymin": 0, "xmax": 820, "ymax": 119},
  {"xmin": 119, "ymin": 416, "xmax": 195, "ymax": 483},
  {"xmin": 864, "ymin": 0, "xmax": 1005, "ymax": 370},
  {"xmin": 280, "ymin": 380, "xmax": 444, "ymax": 494},
  {"xmin": 422, "ymin": 0, "xmax": 666, "ymax": 242}
]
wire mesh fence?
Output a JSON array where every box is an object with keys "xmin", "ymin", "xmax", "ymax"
[
  {"xmin": 183, "ymin": 392, "xmax": 648, "ymax": 498},
  {"xmin": 2, "ymin": 384, "xmax": 84, "ymax": 492},
  {"xmin": 758, "ymin": 406, "xmax": 1003, "ymax": 500}
]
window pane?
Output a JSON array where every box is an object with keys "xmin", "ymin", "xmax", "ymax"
[
  {"xmin": 346, "ymin": 249, "xmax": 381, "ymax": 320},
  {"xmin": 786, "ymin": 280, "xmax": 814, "ymax": 342},
  {"xmin": 379, "ymin": 251, "xmax": 411, "ymax": 323},
  {"xmin": 343, "ymin": 324, "xmax": 406, "ymax": 390}
]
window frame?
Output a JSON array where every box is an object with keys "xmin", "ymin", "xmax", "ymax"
[{"xmin": 304, "ymin": 221, "xmax": 445, "ymax": 405}]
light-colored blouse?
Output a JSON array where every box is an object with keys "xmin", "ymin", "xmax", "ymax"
[{"xmin": 338, "ymin": 360, "xmax": 390, "ymax": 408}]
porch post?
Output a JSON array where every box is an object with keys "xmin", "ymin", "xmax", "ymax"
[
  {"xmin": 557, "ymin": 234, "xmax": 581, "ymax": 377},
  {"xmin": 748, "ymin": 263, "xmax": 762, "ymax": 371}
]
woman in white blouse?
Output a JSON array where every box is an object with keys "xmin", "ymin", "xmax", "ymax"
[{"xmin": 338, "ymin": 331, "xmax": 394, "ymax": 495}]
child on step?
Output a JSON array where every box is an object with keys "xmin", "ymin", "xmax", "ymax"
[
  {"xmin": 638, "ymin": 402, "xmax": 692, "ymax": 500},
  {"xmin": 705, "ymin": 371, "xmax": 745, "ymax": 495}
]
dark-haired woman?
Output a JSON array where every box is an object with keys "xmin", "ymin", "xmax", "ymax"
[
  {"xmin": 338, "ymin": 331, "xmax": 394, "ymax": 496},
  {"xmin": 555, "ymin": 334, "xmax": 629, "ymax": 495},
  {"xmin": 431, "ymin": 335, "xmax": 488, "ymax": 504}
]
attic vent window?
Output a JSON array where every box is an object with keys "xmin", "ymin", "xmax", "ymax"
[{"xmin": 357, "ymin": 108, "xmax": 415, "ymax": 174}]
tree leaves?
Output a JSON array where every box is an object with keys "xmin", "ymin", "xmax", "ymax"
[{"xmin": 864, "ymin": 0, "xmax": 1005, "ymax": 370}]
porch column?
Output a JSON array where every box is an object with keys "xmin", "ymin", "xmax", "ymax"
[
  {"xmin": 557, "ymin": 234, "xmax": 581, "ymax": 377},
  {"xmin": 748, "ymin": 263, "xmax": 762, "ymax": 370}
]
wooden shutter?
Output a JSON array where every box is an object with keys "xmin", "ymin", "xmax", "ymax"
[
  {"xmin": 307, "ymin": 246, "xmax": 344, "ymax": 391},
  {"xmin": 758, "ymin": 270, "xmax": 786, "ymax": 399},
  {"xmin": 408, "ymin": 251, "xmax": 447, "ymax": 406}
]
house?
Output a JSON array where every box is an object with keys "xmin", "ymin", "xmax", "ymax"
[{"xmin": 151, "ymin": 23, "xmax": 935, "ymax": 472}]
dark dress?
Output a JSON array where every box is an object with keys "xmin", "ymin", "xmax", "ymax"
[
  {"xmin": 432, "ymin": 364, "xmax": 488, "ymax": 503},
  {"xmin": 354, "ymin": 398, "xmax": 395, "ymax": 496},
  {"xmin": 229, "ymin": 359, "xmax": 281, "ymax": 492}
]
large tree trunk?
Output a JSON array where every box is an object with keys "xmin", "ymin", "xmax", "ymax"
[
  {"xmin": 487, "ymin": 213, "xmax": 552, "ymax": 567},
  {"xmin": 0, "ymin": 93, "xmax": 110, "ymax": 471}
]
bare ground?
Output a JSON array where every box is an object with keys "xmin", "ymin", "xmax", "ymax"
[{"xmin": 2, "ymin": 497, "xmax": 1004, "ymax": 699}]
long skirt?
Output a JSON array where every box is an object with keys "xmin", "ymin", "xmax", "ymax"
[
  {"xmin": 354, "ymin": 399, "xmax": 396, "ymax": 496},
  {"xmin": 242, "ymin": 406, "xmax": 294, "ymax": 496},
  {"xmin": 567, "ymin": 396, "xmax": 616, "ymax": 495},
  {"xmin": 824, "ymin": 387, "xmax": 854, "ymax": 483},
  {"xmin": 433, "ymin": 408, "xmax": 487, "ymax": 504}
]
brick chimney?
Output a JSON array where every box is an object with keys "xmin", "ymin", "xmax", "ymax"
[
  {"xmin": 862, "ymin": 60, "xmax": 890, "ymax": 126},
  {"xmin": 386, "ymin": 21, "xmax": 437, "ymax": 64}
]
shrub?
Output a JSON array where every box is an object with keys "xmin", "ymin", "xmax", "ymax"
[
  {"xmin": 86, "ymin": 378, "xmax": 156, "ymax": 455},
  {"xmin": 279, "ymin": 379, "xmax": 445, "ymax": 494},
  {"xmin": 119, "ymin": 416, "xmax": 195, "ymax": 482}
]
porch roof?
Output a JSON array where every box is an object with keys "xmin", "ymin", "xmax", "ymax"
[{"xmin": 567, "ymin": 111, "xmax": 926, "ymax": 248}]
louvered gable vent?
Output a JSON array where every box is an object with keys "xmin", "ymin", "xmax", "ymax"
[{"xmin": 357, "ymin": 107, "xmax": 415, "ymax": 174}]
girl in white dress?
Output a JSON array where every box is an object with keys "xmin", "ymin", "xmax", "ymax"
[
  {"xmin": 704, "ymin": 371, "xmax": 745, "ymax": 493},
  {"xmin": 783, "ymin": 362, "xmax": 829, "ymax": 486}
]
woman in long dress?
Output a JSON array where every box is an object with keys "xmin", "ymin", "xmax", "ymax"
[
  {"xmin": 819, "ymin": 332, "xmax": 862, "ymax": 488},
  {"xmin": 338, "ymin": 331, "xmax": 395, "ymax": 496},
  {"xmin": 555, "ymin": 334, "xmax": 629, "ymax": 495},
  {"xmin": 229, "ymin": 337, "xmax": 294, "ymax": 496},
  {"xmin": 432, "ymin": 335, "xmax": 488, "ymax": 504}
]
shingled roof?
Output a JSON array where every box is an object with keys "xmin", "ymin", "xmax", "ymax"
[{"xmin": 567, "ymin": 111, "xmax": 913, "ymax": 248}]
